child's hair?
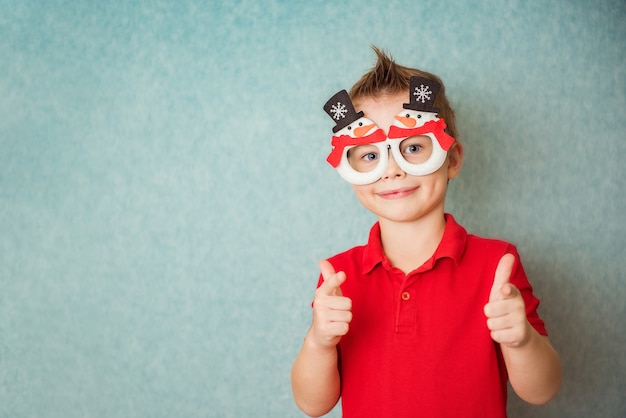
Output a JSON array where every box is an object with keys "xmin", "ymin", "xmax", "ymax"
[{"xmin": 349, "ymin": 46, "xmax": 458, "ymax": 140}]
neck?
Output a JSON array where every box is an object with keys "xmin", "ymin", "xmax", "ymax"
[{"xmin": 379, "ymin": 212, "xmax": 447, "ymax": 274}]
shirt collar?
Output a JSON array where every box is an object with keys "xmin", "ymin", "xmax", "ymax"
[{"xmin": 361, "ymin": 214, "xmax": 467, "ymax": 275}]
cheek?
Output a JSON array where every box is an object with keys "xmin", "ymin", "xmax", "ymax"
[
  {"xmin": 351, "ymin": 185, "xmax": 375, "ymax": 206},
  {"xmin": 351, "ymin": 185, "xmax": 366, "ymax": 199}
]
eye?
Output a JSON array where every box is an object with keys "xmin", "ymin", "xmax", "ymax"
[
  {"xmin": 399, "ymin": 135, "xmax": 432, "ymax": 164},
  {"xmin": 417, "ymin": 114, "xmax": 422, "ymax": 119},
  {"xmin": 347, "ymin": 126, "xmax": 352, "ymax": 130},
  {"xmin": 359, "ymin": 122, "xmax": 363, "ymax": 126},
  {"xmin": 363, "ymin": 152, "xmax": 379, "ymax": 162},
  {"xmin": 404, "ymin": 144, "xmax": 422, "ymax": 154},
  {"xmin": 347, "ymin": 144, "xmax": 380, "ymax": 172},
  {"xmin": 405, "ymin": 113, "xmax": 410, "ymax": 118}
]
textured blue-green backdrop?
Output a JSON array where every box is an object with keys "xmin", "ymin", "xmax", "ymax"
[{"xmin": 1, "ymin": 1, "xmax": 624, "ymax": 417}]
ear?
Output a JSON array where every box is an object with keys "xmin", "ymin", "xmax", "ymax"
[{"xmin": 447, "ymin": 142, "xmax": 463, "ymax": 179}]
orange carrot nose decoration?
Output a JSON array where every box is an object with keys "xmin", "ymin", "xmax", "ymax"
[
  {"xmin": 354, "ymin": 123, "xmax": 375, "ymax": 137},
  {"xmin": 394, "ymin": 115, "xmax": 417, "ymax": 128}
]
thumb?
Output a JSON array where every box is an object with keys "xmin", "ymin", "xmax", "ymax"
[
  {"xmin": 488, "ymin": 253, "xmax": 515, "ymax": 302},
  {"xmin": 318, "ymin": 259, "xmax": 345, "ymax": 296}
]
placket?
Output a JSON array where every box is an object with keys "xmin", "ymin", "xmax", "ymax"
[{"xmin": 391, "ymin": 270, "xmax": 421, "ymax": 335}]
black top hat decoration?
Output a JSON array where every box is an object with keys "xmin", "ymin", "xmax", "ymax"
[
  {"xmin": 403, "ymin": 76, "xmax": 441, "ymax": 114},
  {"xmin": 324, "ymin": 90, "xmax": 364, "ymax": 133}
]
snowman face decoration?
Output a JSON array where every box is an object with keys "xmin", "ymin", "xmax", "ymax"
[{"xmin": 324, "ymin": 78, "xmax": 456, "ymax": 185}]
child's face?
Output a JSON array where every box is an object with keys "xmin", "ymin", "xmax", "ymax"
[{"xmin": 350, "ymin": 92, "xmax": 462, "ymax": 223}]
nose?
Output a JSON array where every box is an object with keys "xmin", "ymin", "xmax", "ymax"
[
  {"xmin": 354, "ymin": 123, "xmax": 375, "ymax": 138},
  {"xmin": 382, "ymin": 146, "xmax": 405, "ymax": 180},
  {"xmin": 394, "ymin": 114, "xmax": 417, "ymax": 128}
]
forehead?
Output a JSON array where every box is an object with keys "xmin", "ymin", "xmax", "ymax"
[{"xmin": 353, "ymin": 92, "xmax": 407, "ymax": 134}]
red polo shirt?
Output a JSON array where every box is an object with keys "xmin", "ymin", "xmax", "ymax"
[{"xmin": 321, "ymin": 214, "xmax": 547, "ymax": 418}]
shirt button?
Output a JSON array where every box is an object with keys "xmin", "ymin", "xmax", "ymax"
[{"xmin": 401, "ymin": 291, "xmax": 411, "ymax": 301}]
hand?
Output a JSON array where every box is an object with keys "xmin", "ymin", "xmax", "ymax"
[
  {"xmin": 309, "ymin": 260, "xmax": 353, "ymax": 349},
  {"xmin": 484, "ymin": 254, "xmax": 531, "ymax": 348}
]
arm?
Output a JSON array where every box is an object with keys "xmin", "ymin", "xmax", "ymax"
[
  {"xmin": 291, "ymin": 261, "xmax": 352, "ymax": 416},
  {"xmin": 291, "ymin": 331, "xmax": 341, "ymax": 416},
  {"xmin": 484, "ymin": 254, "xmax": 562, "ymax": 404},
  {"xmin": 501, "ymin": 330, "xmax": 561, "ymax": 404}
]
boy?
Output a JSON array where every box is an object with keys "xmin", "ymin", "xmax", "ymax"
[{"xmin": 291, "ymin": 48, "xmax": 561, "ymax": 417}]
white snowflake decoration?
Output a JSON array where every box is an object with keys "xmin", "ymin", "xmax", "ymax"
[
  {"xmin": 413, "ymin": 84, "xmax": 432, "ymax": 103},
  {"xmin": 330, "ymin": 102, "xmax": 348, "ymax": 120}
]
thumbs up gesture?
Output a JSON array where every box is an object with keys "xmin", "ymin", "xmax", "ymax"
[
  {"xmin": 484, "ymin": 254, "xmax": 532, "ymax": 348},
  {"xmin": 309, "ymin": 260, "xmax": 353, "ymax": 349}
]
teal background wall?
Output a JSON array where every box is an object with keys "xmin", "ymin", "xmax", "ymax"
[{"xmin": 1, "ymin": 0, "xmax": 624, "ymax": 417}]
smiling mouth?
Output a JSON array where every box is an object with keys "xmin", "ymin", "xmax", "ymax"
[{"xmin": 377, "ymin": 187, "xmax": 418, "ymax": 199}]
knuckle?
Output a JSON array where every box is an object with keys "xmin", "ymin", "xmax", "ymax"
[
  {"xmin": 346, "ymin": 311, "xmax": 353, "ymax": 323},
  {"xmin": 313, "ymin": 294, "xmax": 329, "ymax": 306}
]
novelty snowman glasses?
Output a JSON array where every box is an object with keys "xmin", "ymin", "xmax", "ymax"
[
  {"xmin": 323, "ymin": 77, "xmax": 456, "ymax": 186},
  {"xmin": 328, "ymin": 116, "xmax": 448, "ymax": 185}
]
